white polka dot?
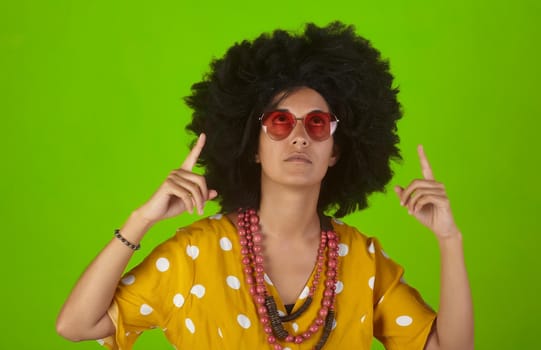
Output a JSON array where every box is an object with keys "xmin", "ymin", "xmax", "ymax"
[
  {"xmin": 190, "ymin": 284, "xmax": 206, "ymax": 298},
  {"xmin": 139, "ymin": 304, "xmax": 153, "ymax": 316},
  {"xmin": 226, "ymin": 275, "xmax": 241, "ymax": 290},
  {"xmin": 210, "ymin": 213, "xmax": 223, "ymax": 220},
  {"xmin": 125, "ymin": 332, "xmax": 130, "ymax": 336},
  {"xmin": 396, "ymin": 315, "xmax": 413, "ymax": 326},
  {"xmin": 332, "ymin": 318, "xmax": 337, "ymax": 330},
  {"xmin": 121, "ymin": 274, "xmax": 135, "ymax": 285},
  {"xmin": 173, "ymin": 293, "xmax": 185, "ymax": 308},
  {"xmin": 219, "ymin": 237, "xmax": 232, "ymax": 251},
  {"xmin": 264, "ymin": 273, "xmax": 274, "ymax": 285},
  {"xmin": 218, "ymin": 327, "xmax": 223, "ymax": 338},
  {"xmin": 96, "ymin": 339, "xmax": 105, "ymax": 345},
  {"xmin": 368, "ymin": 276, "xmax": 375, "ymax": 290},
  {"xmin": 185, "ymin": 318, "xmax": 195, "ymax": 333},
  {"xmin": 292, "ymin": 322, "xmax": 299, "ymax": 332},
  {"xmin": 338, "ymin": 243, "xmax": 349, "ymax": 256},
  {"xmin": 360, "ymin": 314, "xmax": 366, "ymax": 323},
  {"xmin": 237, "ymin": 314, "xmax": 251, "ymax": 329},
  {"xmin": 156, "ymin": 257, "xmax": 170, "ymax": 272},
  {"xmin": 186, "ymin": 245, "xmax": 199, "ymax": 260},
  {"xmin": 284, "ymin": 348, "xmax": 292, "ymax": 350},
  {"xmin": 381, "ymin": 249, "xmax": 389, "ymax": 258},
  {"xmin": 368, "ymin": 241, "xmax": 375, "ymax": 254},
  {"xmin": 378, "ymin": 295, "xmax": 385, "ymax": 304},
  {"xmin": 278, "ymin": 310, "xmax": 286, "ymax": 317},
  {"xmin": 299, "ymin": 286, "xmax": 309, "ymax": 299},
  {"xmin": 333, "ymin": 218, "xmax": 344, "ymax": 225},
  {"xmin": 335, "ymin": 281, "xmax": 344, "ymax": 294}
]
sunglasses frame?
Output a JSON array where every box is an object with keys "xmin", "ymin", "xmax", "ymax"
[{"xmin": 259, "ymin": 110, "xmax": 340, "ymax": 141}]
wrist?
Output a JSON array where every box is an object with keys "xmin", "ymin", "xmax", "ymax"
[
  {"xmin": 130, "ymin": 210, "xmax": 156, "ymax": 230},
  {"xmin": 117, "ymin": 211, "xmax": 154, "ymax": 244},
  {"xmin": 437, "ymin": 231, "xmax": 464, "ymax": 249}
]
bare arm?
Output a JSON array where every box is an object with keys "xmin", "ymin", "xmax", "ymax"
[
  {"xmin": 56, "ymin": 212, "xmax": 153, "ymax": 341},
  {"xmin": 423, "ymin": 233, "xmax": 474, "ymax": 350},
  {"xmin": 56, "ymin": 134, "xmax": 217, "ymax": 342},
  {"xmin": 396, "ymin": 145, "xmax": 474, "ymax": 350}
]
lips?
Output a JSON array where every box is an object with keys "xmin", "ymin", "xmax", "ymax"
[{"xmin": 284, "ymin": 153, "xmax": 312, "ymax": 163}]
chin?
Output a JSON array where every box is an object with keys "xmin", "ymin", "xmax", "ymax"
[
  {"xmin": 279, "ymin": 175, "xmax": 325, "ymax": 188},
  {"xmin": 261, "ymin": 167, "xmax": 328, "ymax": 189}
]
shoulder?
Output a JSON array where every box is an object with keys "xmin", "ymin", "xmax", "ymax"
[
  {"xmin": 175, "ymin": 213, "xmax": 233, "ymax": 237},
  {"xmin": 330, "ymin": 217, "xmax": 389, "ymax": 263},
  {"xmin": 132, "ymin": 214, "xmax": 236, "ymax": 275},
  {"xmin": 330, "ymin": 217, "xmax": 370, "ymax": 250},
  {"xmin": 164, "ymin": 213, "xmax": 237, "ymax": 254}
]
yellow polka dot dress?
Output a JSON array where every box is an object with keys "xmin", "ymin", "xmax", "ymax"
[{"xmin": 100, "ymin": 215, "xmax": 436, "ymax": 349}]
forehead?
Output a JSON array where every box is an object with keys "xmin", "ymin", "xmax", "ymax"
[{"xmin": 272, "ymin": 87, "xmax": 330, "ymax": 113}]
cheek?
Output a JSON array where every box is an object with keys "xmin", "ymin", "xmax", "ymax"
[
  {"xmin": 257, "ymin": 134, "xmax": 276, "ymax": 165},
  {"xmin": 320, "ymin": 142, "xmax": 336, "ymax": 162},
  {"xmin": 257, "ymin": 133, "xmax": 265, "ymax": 154}
]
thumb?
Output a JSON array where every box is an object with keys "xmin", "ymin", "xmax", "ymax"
[
  {"xmin": 394, "ymin": 185, "xmax": 403, "ymax": 197},
  {"xmin": 208, "ymin": 190, "xmax": 218, "ymax": 200}
]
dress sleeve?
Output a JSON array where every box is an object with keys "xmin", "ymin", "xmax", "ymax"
[
  {"xmin": 369, "ymin": 237, "xmax": 436, "ymax": 350},
  {"xmin": 100, "ymin": 230, "xmax": 194, "ymax": 350}
]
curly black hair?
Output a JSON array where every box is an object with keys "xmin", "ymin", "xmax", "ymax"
[{"xmin": 185, "ymin": 21, "xmax": 402, "ymax": 218}]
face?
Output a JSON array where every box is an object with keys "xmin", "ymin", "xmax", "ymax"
[{"xmin": 257, "ymin": 87, "xmax": 339, "ymax": 189}]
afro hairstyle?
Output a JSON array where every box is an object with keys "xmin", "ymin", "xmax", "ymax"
[{"xmin": 185, "ymin": 21, "xmax": 402, "ymax": 218}]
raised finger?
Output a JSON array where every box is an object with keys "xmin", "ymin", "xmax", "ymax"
[
  {"xmin": 418, "ymin": 145, "xmax": 435, "ymax": 180},
  {"xmin": 181, "ymin": 133, "xmax": 206, "ymax": 171}
]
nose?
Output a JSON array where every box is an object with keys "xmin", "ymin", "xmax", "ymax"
[{"xmin": 290, "ymin": 119, "xmax": 310, "ymax": 147}]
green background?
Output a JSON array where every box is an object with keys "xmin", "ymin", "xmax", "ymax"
[{"xmin": 1, "ymin": 0, "xmax": 539, "ymax": 349}]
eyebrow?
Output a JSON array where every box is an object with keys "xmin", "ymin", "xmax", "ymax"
[{"xmin": 271, "ymin": 108, "xmax": 329, "ymax": 115}]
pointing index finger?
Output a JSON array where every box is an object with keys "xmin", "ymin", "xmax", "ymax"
[
  {"xmin": 181, "ymin": 133, "xmax": 206, "ymax": 170},
  {"xmin": 418, "ymin": 144, "xmax": 435, "ymax": 180}
]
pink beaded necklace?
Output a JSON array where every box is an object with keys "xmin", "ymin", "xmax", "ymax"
[{"xmin": 237, "ymin": 208, "xmax": 339, "ymax": 350}]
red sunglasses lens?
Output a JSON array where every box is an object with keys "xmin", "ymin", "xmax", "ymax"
[
  {"xmin": 304, "ymin": 112, "xmax": 331, "ymax": 141},
  {"xmin": 262, "ymin": 111, "xmax": 295, "ymax": 140}
]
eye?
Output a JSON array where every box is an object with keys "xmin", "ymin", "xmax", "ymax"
[
  {"xmin": 270, "ymin": 112, "xmax": 292, "ymax": 124},
  {"xmin": 275, "ymin": 114, "xmax": 288, "ymax": 122},
  {"xmin": 307, "ymin": 112, "xmax": 329, "ymax": 126},
  {"xmin": 310, "ymin": 116, "xmax": 324, "ymax": 125}
]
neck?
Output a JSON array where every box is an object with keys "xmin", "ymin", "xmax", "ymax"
[{"xmin": 258, "ymin": 181, "xmax": 322, "ymax": 240}]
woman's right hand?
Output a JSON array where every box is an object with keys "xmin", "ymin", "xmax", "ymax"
[{"xmin": 135, "ymin": 133, "xmax": 218, "ymax": 225}]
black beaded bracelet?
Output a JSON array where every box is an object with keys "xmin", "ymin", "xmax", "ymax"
[{"xmin": 114, "ymin": 229, "xmax": 141, "ymax": 250}]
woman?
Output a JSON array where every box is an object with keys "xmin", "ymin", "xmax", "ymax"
[{"xmin": 57, "ymin": 22, "xmax": 473, "ymax": 349}]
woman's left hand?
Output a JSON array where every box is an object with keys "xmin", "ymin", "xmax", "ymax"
[{"xmin": 394, "ymin": 145, "xmax": 460, "ymax": 239}]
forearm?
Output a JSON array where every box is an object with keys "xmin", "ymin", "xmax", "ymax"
[
  {"xmin": 433, "ymin": 233, "xmax": 474, "ymax": 350},
  {"xmin": 56, "ymin": 211, "xmax": 153, "ymax": 341}
]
